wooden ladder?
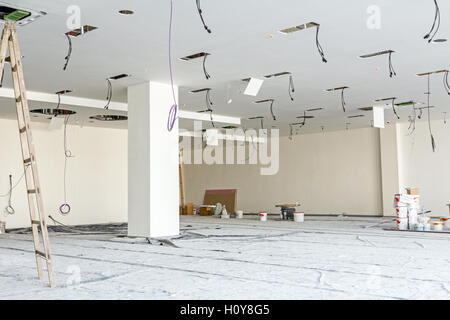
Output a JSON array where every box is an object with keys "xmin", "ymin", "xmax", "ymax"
[{"xmin": 0, "ymin": 22, "xmax": 55, "ymax": 288}]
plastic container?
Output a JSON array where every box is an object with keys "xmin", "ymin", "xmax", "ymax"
[
  {"xmin": 259, "ymin": 212, "xmax": 268, "ymax": 222},
  {"xmin": 396, "ymin": 206, "xmax": 408, "ymax": 218},
  {"xmin": 235, "ymin": 210, "xmax": 244, "ymax": 219},
  {"xmin": 221, "ymin": 214, "xmax": 230, "ymax": 219},
  {"xmin": 440, "ymin": 217, "xmax": 450, "ymax": 228},
  {"xmin": 397, "ymin": 218, "xmax": 408, "ymax": 230},
  {"xmin": 294, "ymin": 212, "xmax": 304, "ymax": 223},
  {"xmin": 433, "ymin": 222, "xmax": 444, "ymax": 231},
  {"xmin": 0, "ymin": 221, "xmax": 5, "ymax": 234}
]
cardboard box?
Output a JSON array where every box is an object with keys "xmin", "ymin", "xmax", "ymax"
[
  {"xmin": 186, "ymin": 203, "xmax": 194, "ymax": 215},
  {"xmin": 405, "ymin": 188, "xmax": 420, "ymax": 195}
]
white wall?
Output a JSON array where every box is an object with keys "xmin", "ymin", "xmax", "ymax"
[
  {"xmin": 183, "ymin": 127, "xmax": 384, "ymax": 216},
  {"xmin": 397, "ymin": 120, "xmax": 450, "ymax": 217},
  {"xmin": 0, "ymin": 118, "xmax": 127, "ymax": 229}
]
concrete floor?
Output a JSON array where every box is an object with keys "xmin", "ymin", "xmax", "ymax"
[{"xmin": 1, "ymin": 215, "xmax": 450, "ymax": 300}]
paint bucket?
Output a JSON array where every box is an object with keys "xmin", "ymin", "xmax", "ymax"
[
  {"xmin": 0, "ymin": 221, "xmax": 5, "ymax": 234},
  {"xmin": 396, "ymin": 206, "xmax": 408, "ymax": 218},
  {"xmin": 408, "ymin": 208, "xmax": 418, "ymax": 226},
  {"xmin": 440, "ymin": 217, "xmax": 450, "ymax": 228},
  {"xmin": 397, "ymin": 218, "xmax": 408, "ymax": 230},
  {"xmin": 259, "ymin": 212, "xmax": 268, "ymax": 222},
  {"xmin": 236, "ymin": 210, "xmax": 244, "ymax": 219},
  {"xmin": 294, "ymin": 212, "xmax": 304, "ymax": 223},
  {"xmin": 433, "ymin": 222, "xmax": 444, "ymax": 231}
]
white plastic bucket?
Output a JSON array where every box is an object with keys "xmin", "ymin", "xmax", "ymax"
[
  {"xmin": 294, "ymin": 212, "xmax": 304, "ymax": 222},
  {"xmin": 433, "ymin": 222, "xmax": 444, "ymax": 231},
  {"xmin": 259, "ymin": 212, "xmax": 268, "ymax": 222},
  {"xmin": 236, "ymin": 210, "xmax": 244, "ymax": 219},
  {"xmin": 397, "ymin": 218, "xmax": 408, "ymax": 230},
  {"xmin": 0, "ymin": 221, "xmax": 5, "ymax": 234}
]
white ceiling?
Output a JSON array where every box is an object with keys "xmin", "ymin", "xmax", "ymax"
[{"xmin": 0, "ymin": 0, "xmax": 449, "ymax": 134}]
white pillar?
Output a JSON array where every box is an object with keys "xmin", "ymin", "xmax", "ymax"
[{"xmin": 128, "ymin": 82, "xmax": 180, "ymax": 238}]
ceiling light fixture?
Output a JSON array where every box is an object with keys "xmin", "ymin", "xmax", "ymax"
[
  {"xmin": 180, "ymin": 52, "xmax": 211, "ymax": 80},
  {"xmin": 192, "ymin": 88, "xmax": 215, "ymax": 127},
  {"xmin": 326, "ymin": 86, "xmax": 348, "ymax": 112},
  {"xmin": 347, "ymin": 115, "xmax": 365, "ymax": 119},
  {"xmin": 264, "ymin": 72, "xmax": 295, "ymax": 101},
  {"xmin": 243, "ymin": 78, "xmax": 264, "ymax": 97},
  {"xmin": 280, "ymin": 21, "xmax": 327, "ymax": 63},
  {"xmin": 118, "ymin": 10, "xmax": 134, "ymax": 15},
  {"xmin": 417, "ymin": 69, "xmax": 450, "ymax": 96},
  {"xmin": 0, "ymin": 3, "xmax": 46, "ymax": 26},
  {"xmin": 375, "ymin": 97, "xmax": 400, "ymax": 120},
  {"xmin": 254, "ymin": 99, "xmax": 276, "ymax": 121},
  {"xmin": 360, "ymin": 50, "xmax": 397, "ymax": 78},
  {"xmin": 249, "ymin": 116, "xmax": 265, "ymax": 129}
]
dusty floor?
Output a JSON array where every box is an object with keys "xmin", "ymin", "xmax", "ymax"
[{"xmin": 1, "ymin": 215, "xmax": 450, "ymax": 300}]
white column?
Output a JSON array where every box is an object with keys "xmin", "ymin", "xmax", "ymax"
[
  {"xmin": 128, "ymin": 82, "xmax": 180, "ymax": 238},
  {"xmin": 379, "ymin": 124, "xmax": 400, "ymax": 216}
]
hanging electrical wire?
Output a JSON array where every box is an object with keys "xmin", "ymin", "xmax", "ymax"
[
  {"xmin": 59, "ymin": 115, "xmax": 74, "ymax": 215},
  {"xmin": 388, "ymin": 51, "xmax": 397, "ymax": 78},
  {"xmin": 408, "ymin": 103, "xmax": 417, "ymax": 135},
  {"xmin": 0, "ymin": 166, "xmax": 30, "ymax": 213},
  {"xmin": 269, "ymin": 99, "xmax": 276, "ymax": 121},
  {"xmin": 55, "ymin": 92, "xmax": 61, "ymax": 110},
  {"xmin": 315, "ymin": 25, "xmax": 327, "ymax": 63},
  {"xmin": 288, "ymin": 75, "xmax": 295, "ymax": 101},
  {"xmin": 391, "ymin": 98, "xmax": 400, "ymax": 120},
  {"xmin": 341, "ymin": 88, "xmax": 346, "ymax": 112},
  {"xmin": 444, "ymin": 70, "xmax": 450, "ymax": 95},
  {"xmin": 288, "ymin": 124, "xmax": 294, "ymax": 140},
  {"xmin": 443, "ymin": 112, "xmax": 447, "ymax": 125},
  {"xmin": 426, "ymin": 74, "xmax": 436, "ymax": 152},
  {"xmin": 206, "ymin": 88, "xmax": 213, "ymax": 110},
  {"xmin": 196, "ymin": 0, "xmax": 212, "ymax": 34},
  {"xmin": 104, "ymin": 78, "xmax": 112, "ymax": 110},
  {"xmin": 4, "ymin": 175, "xmax": 15, "ymax": 215},
  {"xmin": 168, "ymin": 0, "xmax": 178, "ymax": 132},
  {"xmin": 63, "ymin": 33, "xmax": 72, "ymax": 71},
  {"xmin": 203, "ymin": 54, "xmax": 211, "ymax": 80},
  {"xmin": 423, "ymin": 0, "xmax": 441, "ymax": 43}
]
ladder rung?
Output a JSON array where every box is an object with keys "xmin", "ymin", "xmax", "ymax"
[
  {"xmin": 19, "ymin": 126, "xmax": 27, "ymax": 134},
  {"xmin": 23, "ymin": 157, "xmax": 33, "ymax": 164},
  {"xmin": 31, "ymin": 220, "xmax": 40, "ymax": 225},
  {"xmin": 27, "ymin": 189, "xmax": 38, "ymax": 194},
  {"xmin": 35, "ymin": 250, "xmax": 47, "ymax": 260}
]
